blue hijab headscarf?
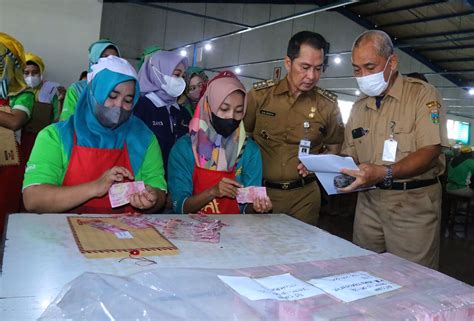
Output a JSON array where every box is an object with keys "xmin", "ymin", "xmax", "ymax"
[
  {"xmin": 56, "ymin": 56, "xmax": 153, "ymax": 174},
  {"xmin": 68, "ymin": 40, "xmax": 121, "ymax": 102},
  {"xmin": 74, "ymin": 68, "xmax": 140, "ymax": 149},
  {"xmin": 88, "ymin": 39, "xmax": 121, "ymax": 67}
]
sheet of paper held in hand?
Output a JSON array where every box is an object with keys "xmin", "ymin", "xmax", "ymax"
[
  {"xmin": 298, "ymin": 154, "xmax": 374, "ymax": 195},
  {"xmin": 218, "ymin": 273, "xmax": 324, "ymax": 301},
  {"xmin": 109, "ymin": 181, "xmax": 146, "ymax": 208},
  {"xmin": 308, "ymin": 271, "xmax": 401, "ymax": 303}
]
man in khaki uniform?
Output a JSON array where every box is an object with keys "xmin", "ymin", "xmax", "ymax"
[
  {"xmin": 340, "ymin": 30, "xmax": 448, "ymax": 269},
  {"xmin": 244, "ymin": 31, "xmax": 344, "ymax": 225}
]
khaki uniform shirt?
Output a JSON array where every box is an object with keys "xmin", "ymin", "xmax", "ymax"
[
  {"xmin": 244, "ymin": 77, "xmax": 345, "ymax": 181},
  {"xmin": 342, "ymin": 74, "xmax": 449, "ymax": 180}
]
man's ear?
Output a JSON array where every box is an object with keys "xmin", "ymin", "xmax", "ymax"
[
  {"xmin": 284, "ymin": 56, "xmax": 292, "ymax": 73},
  {"xmin": 389, "ymin": 53, "xmax": 398, "ymax": 72}
]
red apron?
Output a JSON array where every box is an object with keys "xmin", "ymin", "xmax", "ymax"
[
  {"xmin": 62, "ymin": 134, "xmax": 135, "ymax": 214},
  {"xmin": 192, "ymin": 166, "xmax": 240, "ymax": 214},
  {"xmin": 0, "ymin": 98, "xmax": 23, "ymax": 234}
]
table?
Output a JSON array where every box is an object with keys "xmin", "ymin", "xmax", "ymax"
[{"xmin": 0, "ymin": 213, "xmax": 371, "ymax": 320}]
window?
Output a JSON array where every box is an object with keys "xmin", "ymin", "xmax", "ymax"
[{"xmin": 447, "ymin": 119, "xmax": 470, "ymax": 145}]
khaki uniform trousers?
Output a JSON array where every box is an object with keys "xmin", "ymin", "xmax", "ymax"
[
  {"xmin": 353, "ymin": 183, "xmax": 441, "ymax": 269},
  {"xmin": 267, "ymin": 181, "xmax": 321, "ymax": 226}
]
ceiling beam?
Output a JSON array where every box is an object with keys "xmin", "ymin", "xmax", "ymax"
[
  {"xmin": 379, "ymin": 11, "xmax": 474, "ymax": 28},
  {"xmin": 395, "ymin": 35, "xmax": 474, "ymax": 49},
  {"xmin": 396, "ymin": 28, "xmax": 474, "ymax": 41},
  {"xmin": 432, "ymin": 57, "xmax": 474, "ymax": 63},
  {"xmin": 365, "ymin": 1, "xmax": 447, "ymax": 17},
  {"xmin": 418, "ymin": 44, "xmax": 474, "ymax": 52},
  {"xmin": 334, "ymin": 6, "xmax": 465, "ymax": 88}
]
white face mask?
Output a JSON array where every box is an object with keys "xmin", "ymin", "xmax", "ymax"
[
  {"xmin": 152, "ymin": 66, "xmax": 186, "ymax": 98},
  {"xmin": 24, "ymin": 75, "xmax": 42, "ymax": 89},
  {"xmin": 355, "ymin": 56, "xmax": 393, "ymax": 97}
]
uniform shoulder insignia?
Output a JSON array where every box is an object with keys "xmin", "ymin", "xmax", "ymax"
[
  {"xmin": 426, "ymin": 101, "xmax": 441, "ymax": 109},
  {"xmin": 316, "ymin": 87, "xmax": 338, "ymax": 103},
  {"xmin": 252, "ymin": 79, "xmax": 276, "ymax": 91}
]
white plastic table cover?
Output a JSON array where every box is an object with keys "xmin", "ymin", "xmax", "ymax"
[
  {"xmin": 1, "ymin": 213, "xmax": 370, "ymax": 320},
  {"xmin": 39, "ymin": 253, "xmax": 474, "ymax": 321}
]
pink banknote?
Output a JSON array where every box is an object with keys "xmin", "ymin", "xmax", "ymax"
[
  {"xmin": 109, "ymin": 181, "xmax": 146, "ymax": 208},
  {"xmin": 236, "ymin": 186, "xmax": 267, "ymax": 204}
]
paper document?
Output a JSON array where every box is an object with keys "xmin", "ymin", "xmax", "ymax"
[
  {"xmin": 308, "ymin": 271, "xmax": 401, "ymax": 303},
  {"xmin": 218, "ymin": 273, "xmax": 324, "ymax": 301},
  {"xmin": 299, "ymin": 154, "xmax": 372, "ymax": 195}
]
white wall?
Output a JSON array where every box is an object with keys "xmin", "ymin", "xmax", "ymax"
[
  {"xmin": 99, "ymin": 2, "xmax": 474, "ymax": 141},
  {"xmin": 0, "ymin": 0, "xmax": 103, "ymax": 87}
]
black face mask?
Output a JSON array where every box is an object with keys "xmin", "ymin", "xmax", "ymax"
[{"xmin": 210, "ymin": 112, "xmax": 241, "ymax": 138}]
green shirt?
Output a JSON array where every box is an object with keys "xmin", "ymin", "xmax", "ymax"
[
  {"xmin": 447, "ymin": 158, "xmax": 474, "ymax": 191},
  {"xmin": 23, "ymin": 124, "xmax": 167, "ymax": 192},
  {"xmin": 10, "ymin": 91, "xmax": 35, "ymax": 119},
  {"xmin": 59, "ymin": 86, "xmax": 79, "ymax": 121}
]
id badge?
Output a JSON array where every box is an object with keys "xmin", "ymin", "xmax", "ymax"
[
  {"xmin": 382, "ymin": 139, "xmax": 397, "ymax": 162},
  {"xmin": 299, "ymin": 139, "xmax": 311, "ymax": 156}
]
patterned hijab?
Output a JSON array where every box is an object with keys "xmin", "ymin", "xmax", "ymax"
[
  {"xmin": 189, "ymin": 71, "xmax": 247, "ymax": 171},
  {"xmin": 0, "ymin": 32, "xmax": 27, "ymax": 97},
  {"xmin": 137, "ymin": 50, "xmax": 188, "ymax": 105}
]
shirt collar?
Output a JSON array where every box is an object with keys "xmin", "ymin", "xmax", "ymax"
[
  {"xmin": 146, "ymin": 92, "xmax": 180, "ymax": 110},
  {"xmin": 363, "ymin": 72, "xmax": 402, "ymax": 110},
  {"xmin": 385, "ymin": 72, "xmax": 402, "ymax": 102},
  {"xmin": 274, "ymin": 76, "xmax": 290, "ymax": 95}
]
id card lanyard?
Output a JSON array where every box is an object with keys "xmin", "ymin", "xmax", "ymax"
[
  {"xmin": 299, "ymin": 121, "xmax": 311, "ymax": 156},
  {"xmin": 382, "ymin": 121, "xmax": 397, "ymax": 162}
]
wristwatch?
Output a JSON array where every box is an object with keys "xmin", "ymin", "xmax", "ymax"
[{"xmin": 382, "ymin": 165, "xmax": 393, "ymax": 188}]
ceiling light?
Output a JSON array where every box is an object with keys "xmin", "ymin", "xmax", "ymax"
[
  {"xmin": 469, "ymin": 88, "xmax": 474, "ymax": 95},
  {"xmin": 180, "ymin": 49, "xmax": 187, "ymax": 57},
  {"xmin": 355, "ymin": 90, "xmax": 361, "ymax": 96},
  {"xmin": 235, "ymin": 67, "xmax": 241, "ymax": 74},
  {"xmin": 334, "ymin": 56, "xmax": 342, "ymax": 64},
  {"xmin": 204, "ymin": 43, "xmax": 212, "ymax": 51}
]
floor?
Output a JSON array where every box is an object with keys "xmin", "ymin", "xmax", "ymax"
[{"xmin": 317, "ymin": 192, "xmax": 474, "ymax": 286}]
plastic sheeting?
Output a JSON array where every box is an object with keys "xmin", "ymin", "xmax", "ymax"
[{"xmin": 39, "ymin": 253, "xmax": 474, "ymax": 321}]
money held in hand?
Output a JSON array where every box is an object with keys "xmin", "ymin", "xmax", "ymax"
[
  {"xmin": 109, "ymin": 181, "xmax": 146, "ymax": 208},
  {"xmin": 236, "ymin": 186, "xmax": 268, "ymax": 204}
]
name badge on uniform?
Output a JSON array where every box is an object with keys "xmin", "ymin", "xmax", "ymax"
[
  {"xmin": 299, "ymin": 121, "xmax": 311, "ymax": 156},
  {"xmin": 299, "ymin": 139, "xmax": 311, "ymax": 156},
  {"xmin": 382, "ymin": 121, "xmax": 397, "ymax": 162}
]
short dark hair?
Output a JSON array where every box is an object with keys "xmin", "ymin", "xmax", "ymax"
[{"xmin": 287, "ymin": 31, "xmax": 328, "ymax": 61}]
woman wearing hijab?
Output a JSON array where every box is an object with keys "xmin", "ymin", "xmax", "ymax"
[
  {"xmin": 59, "ymin": 39, "xmax": 120, "ymax": 121},
  {"xmin": 447, "ymin": 146, "xmax": 474, "ymax": 198},
  {"xmin": 135, "ymin": 50, "xmax": 191, "ymax": 172},
  {"xmin": 23, "ymin": 56, "xmax": 167, "ymax": 214},
  {"xmin": 0, "ymin": 32, "xmax": 34, "ymax": 234},
  {"xmin": 178, "ymin": 66, "xmax": 208, "ymax": 116},
  {"xmin": 168, "ymin": 71, "xmax": 272, "ymax": 214}
]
